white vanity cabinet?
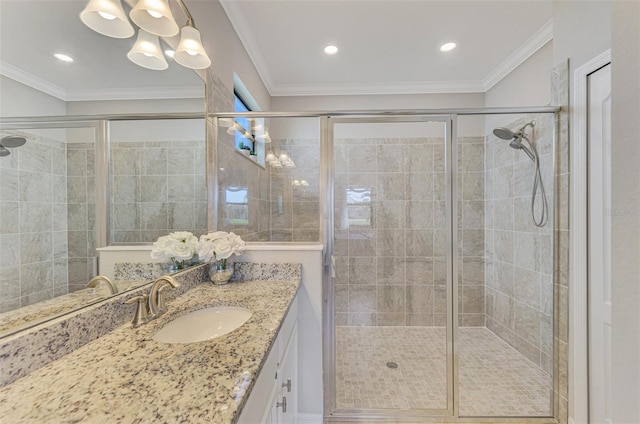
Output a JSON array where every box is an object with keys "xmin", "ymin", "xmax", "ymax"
[{"xmin": 238, "ymin": 297, "xmax": 298, "ymax": 424}]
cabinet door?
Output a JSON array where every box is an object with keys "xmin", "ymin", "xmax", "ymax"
[{"xmin": 279, "ymin": 324, "xmax": 298, "ymax": 424}]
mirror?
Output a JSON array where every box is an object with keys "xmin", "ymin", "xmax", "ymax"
[{"xmin": 0, "ymin": 0, "xmax": 206, "ymax": 336}]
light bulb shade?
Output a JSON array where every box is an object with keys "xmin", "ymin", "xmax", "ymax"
[
  {"xmin": 129, "ymin": 0, "xmax": 179, "ymax": 37},
  {"xmin": 174, "ymin": 25, "xmax": 211, "ymax": 69},
  {"xmin": 265, "ymin": 152, "xmax": 277, "ymax": 163},
  {"xmin": 80, "ymin": 0, "xmax": 134, "ymax": 38},
  {"xmin": 127, "ymin": 29, "xmax": 168, "ymax": 70},
  {"xmin": 278, "ymin": 152, "xmax": 290, "ymax": 162}
]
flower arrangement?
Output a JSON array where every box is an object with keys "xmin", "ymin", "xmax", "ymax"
[
  {"xmin": 197, "ymin": 231, "xmax": 245, "ymax": 265},
  {"xmin": 151, "ymin": 231, "xmax": 199, "ymax": 270}
]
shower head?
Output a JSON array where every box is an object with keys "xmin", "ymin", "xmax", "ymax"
[
  {"xmin": 0, "ymin": 146, "xmax": 10, "ymax": 157},
  {"xmin": 493, "ymin": 121, "xmax": 536, "ymax": 142},
  {"xmin": 493, "ymin": 127, "xmax": 517, "ymax": 140},
  {"xmin": 1, "ymin": 135, "xmax": 27, "ymax": 148}
]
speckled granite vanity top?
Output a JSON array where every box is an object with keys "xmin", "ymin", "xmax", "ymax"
[{"xmin": 0, "ymin": 271, "xmax": 300, "ymax": 423}]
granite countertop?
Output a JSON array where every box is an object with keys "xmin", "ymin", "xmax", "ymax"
[
  {"xmin": 0, "ymin": 279, "xmax": 149, "ymax": 336},
  {"xmin": 0, "ymin": 277, "xmax": 300, "ymax": 423}
]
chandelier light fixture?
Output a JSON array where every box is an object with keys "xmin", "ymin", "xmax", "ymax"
[{"xmin": 80, "ymin": 0, "xmax": 211, "ymax": 70}]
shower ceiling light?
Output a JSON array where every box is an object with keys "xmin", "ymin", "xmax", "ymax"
[
  {"xmin": 54, "ymin": 53, "xmax": 74, "ymax": 63},
  {"xmin": 80, "ymin": 0, "xmax": 211, "ymax": 71},
  {"xmin": 80, "ymin": 0, "xmax": 134, "ymax": 38},
  {"xmin": 440, "ymin": 42, "xmax": 457, "ymax": 52},
  {"xmin": 127, "ymin": 29, "xmax": 168, "ymax": 70},
  {"xmin": 324, "ymin": 45, "xmax": 339, "ymax": 55}
]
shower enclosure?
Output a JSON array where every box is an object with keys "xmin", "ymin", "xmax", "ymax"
[{"xmin": 213, "ymin": 106, "xmax": 561, "ymax": 422}]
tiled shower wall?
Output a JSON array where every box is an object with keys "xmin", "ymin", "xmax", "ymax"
[
  {"xmin": 484, "ymin": 114, "xmax": 555, "ymax": 374},
  {"xmin": 110, "ymin": 140, "xmax": 207, "ymax": 243},
  {"xmin": 66, "ymin": 142, "xmax": 96, "ymax": 293},
  {"xmin": 333, "ymin": 136, "xmax": 485, "ymax": 327},
  {"xmin": 216, "ymin": 130, "xmax": 271, "ymax": 241},
  {"xmin": 0, "ymin": 132, "xmax": 69, "ymax": 312},
  {"xmin": 269, "ymin": 138, "xmax": 320, "ymax": 242}
]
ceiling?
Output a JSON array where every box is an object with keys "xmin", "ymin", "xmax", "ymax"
[
  {"xmin": 0, "ymin": 1, "xmax": 553, "ymax": 101},
  {"xmin": 220, "ymin": 0, "xmax": 553, "ymax": 96},
  {"xmin": 0, "ymin": 0, "xmax": 204, "ymax": 102}
]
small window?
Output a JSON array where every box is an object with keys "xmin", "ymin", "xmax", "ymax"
[
  {"xmin": 346, "ymin": 187, "xmax": 372, "ymax": 227},
  {"xmin": 226, "ymin": 186, "xmax": 249, "ymax": 226},
  {"xmin": 234, "ymin": 91, "xmax": 254, "ymax": 153}
]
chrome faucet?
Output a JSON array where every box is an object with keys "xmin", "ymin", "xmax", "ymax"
[
  {"xmin": 86, "ymin": 275, "xmax": 118, "ymax": 295},
  {"xmin": 147, "ymin": 276, "xmax": 180, "ymax": 318}
]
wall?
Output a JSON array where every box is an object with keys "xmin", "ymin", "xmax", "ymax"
[
  {"xmin": 192, "ymin": 0, "xmax": 271, "ymax": 111},
  {"xmin": 0, "ymin": 130, "xmax": 68, "ymax": 312},
  {"xmin": 611, "ymin": 1, "xmax": 640, "ymax": 422},
  {"xmin": 484, "ymin": 114, "xmax": 555, "ymax": 374},
  {"xmin": 269, "ymin": 136, "xmax": 320, "ymax": 242},
  {"xmin": 484, "ymin": 41, "xmax": 553, "ymax": 131},
  {"xmin": 552, "ymin": 1, "xmax": 611, "ymax": 72},
  {"xmin": 0, "ymin": 77, "xmax": 66, "ymax": 117},
  {"xmin": 66, "ymin": 98, "xmax": 205, "ymax": 115},
  {"xmin": 330, "ymin": 129, "xmax": 485, "ymax": 327},
  {"xmin": 550, "ymin": 2, "xmax": 613, "ymax": 423},
  {"xmin": 65, "ymin": 141, "xmax": 96, "ymax": 293},
  {"xmin": 109, "ymin": 137, "xmax": 207, "ymax": 243},
  {"xmin": 271, "ymin": 92, "xmax": 485, "ymax": 137}
]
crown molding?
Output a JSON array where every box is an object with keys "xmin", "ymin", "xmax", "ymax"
[
  {"xmin": 1, "ymin": 62, "xmax": 203, "ymax": 102},
  {"xmin": 268, "ymin": 80, "xmax": 485, "ymax": 97},
  {"xmin": 222, "ymin": 0, "xmax": 554, "ymax": 97},
  {"xmin": 482, "ymin": 18, "xmax": 554, "ymax": 91},
  {"xmin": 0, "ymin": 61, "xmax": 66, "ymax": 101},
  {"xmin": 220, "ymin": 0, "xmax": 277, "ymax": 95}
]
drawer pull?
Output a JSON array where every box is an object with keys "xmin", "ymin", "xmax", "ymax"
[{"xmin": 282, "ymin": 378, "xmax": 292, "ymax": 392}]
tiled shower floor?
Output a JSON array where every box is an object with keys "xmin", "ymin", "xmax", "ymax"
[{"xmin": 335, "ymin": 326, "xmax": 552, "ymax": 417}]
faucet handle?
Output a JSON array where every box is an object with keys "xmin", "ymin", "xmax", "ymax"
[
  {"xmin": 124, "ymin": 295, "xmax": 150, "ymax": 327},
  {"xmin": 157, "ymin": 285, "xmax": 169, "ymax": 313}
]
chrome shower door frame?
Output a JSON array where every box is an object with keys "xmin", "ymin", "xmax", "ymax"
[{"xmin": 322, "ymin": 114, "xmax": 457, "ymax": 421}]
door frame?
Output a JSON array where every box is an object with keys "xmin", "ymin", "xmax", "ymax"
[
  {"xmin": 321, "ymin": 114, "xmax": 457, "ymax": 420},
  {"xmin": 569, "ymin": 49, "xmax": 611, "ymax": 424}
]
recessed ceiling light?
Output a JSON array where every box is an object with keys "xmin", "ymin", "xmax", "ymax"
[
  {"xmin": 53, "ymin": 53, "xmax": 74, "ymax": 62},
  {"xmin": 440, "ymin": 42, "xmax": 457, "ymax": 52},
  {"xmin": 324, "ymin": 45, "xmax": 339, "ymax": 55},
  {"xmin": 164, "ymin": 49, "xmax": 175, "ymax": 58}
]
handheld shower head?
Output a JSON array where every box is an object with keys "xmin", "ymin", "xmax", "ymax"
[
  {"xmin": 493, "ymin": 127, "xmax": 516, "ymax": 140},
  {"xmin": 1, "ymin": 135, "xmax": 27, "ymax": 148},
  {"xmin": 0, "ymin": 146, "xmax": 9, "ymax": 157}
]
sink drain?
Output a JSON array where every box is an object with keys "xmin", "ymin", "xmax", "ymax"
[{"xmin": 386, "ymin": 361, "xmax": 398, "ymax": 369}]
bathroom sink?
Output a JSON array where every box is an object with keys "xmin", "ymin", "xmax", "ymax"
[{"xmin": 152, "ymin": 306, "xmax": 253, "ymax": 344}]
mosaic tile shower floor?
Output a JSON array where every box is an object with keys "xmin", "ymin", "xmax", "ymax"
[{"xmin": 335, "ymin": 326, "xmax": 552, "ymax": 417}]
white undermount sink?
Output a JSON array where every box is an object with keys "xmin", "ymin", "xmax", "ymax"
[{"xmin": 152, "ymin": 306, "xmax": 253, "ymax": 344}]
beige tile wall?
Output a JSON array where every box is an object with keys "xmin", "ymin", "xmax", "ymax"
[
  {"xmin": 484, "ymin": 114, "xmax": 556, "ymax": 374},
  {"xmin": 0, "ymin": 131, "xmax": 68, "ymax": 312},
  {"xmin": 334, "ymin": 136, "xmax": 484, "ymax": 326},
  {"xmin": 66, "ymin": 142, "xmax": 96, "ymax": 292},
  {"xmin": 269, "ymin": 138, "xmax": 320, "ymax": 242},
  {"xmin": 109, "ymin": 140, "xmax": 207, "ymax": 243}
]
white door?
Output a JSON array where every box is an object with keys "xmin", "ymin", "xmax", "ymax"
[{"xmin": 587, "ymin": 63, "xmax": 612, "ymax": 424}]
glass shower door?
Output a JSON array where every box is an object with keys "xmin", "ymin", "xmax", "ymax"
[{"xmin": 325, "ymin": 116, "xmax": 454, "ymax": 418}]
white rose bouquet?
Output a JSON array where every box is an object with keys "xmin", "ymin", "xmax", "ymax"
[
  {"xmin": 151, "ymin": 231, "xmax": 199, "ymax": 270},
  {"xmin": 197, "ymin": 231, "xmax": 245, "ymax": 265}
]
